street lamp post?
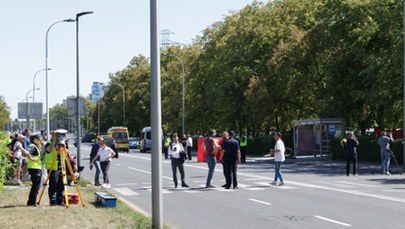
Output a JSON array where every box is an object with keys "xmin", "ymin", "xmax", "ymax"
[
  {"xmin": 45, "ymin": 19, "xmax": 75, "ymax": 140},
  {"xmin": 33, "ymin": 68, "xmax": 50, "ymax": 131},
  {"xmin": 76, "ymin": 11, "xmax": 93, "ymax": 170},
  {"xmin": 26, "ymin": 88, "xmax": 40, "ymax": 129},
  {"xmin": 168, "ymin": 54, "xmax": 185, "ymax": 134},
  {"xmin": 112, "ymin": 83, "xmax": 126, "ymax": 125}
]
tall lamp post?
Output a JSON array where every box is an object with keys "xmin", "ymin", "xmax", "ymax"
[
  {"xmin": 168, "ymin": 54, "xmax": 185, "ymax": 134},
  {"xmin": 76, "ymin": 11, "xmax": 93, "ymax": 170},
  {"xmin": 112, "ymin": 83, "xmax": 126, "ymax": 125},
  {"xmin": 26, "ymin": 88, "xmax": 40, "ymax": 129},
  {"xmin": 45, "ymin": 19, "xmax": 75, "ymax": 140},
  {"xmin": 33, "ymin": 68, "xmax": 50, "ymax": 131}
]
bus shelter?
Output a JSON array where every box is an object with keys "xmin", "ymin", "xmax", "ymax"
[{"xmin": 292, "ymin": 118, "xmax": 345, "ymax": 157}]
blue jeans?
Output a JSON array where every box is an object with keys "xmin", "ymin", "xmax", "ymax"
[
  {"xmin": 206, "ymin": 156, "xmax": 216, "ymax": 186},
  {"xmin": 94, "ymin": 160, "xmax": 101, "ymax": 185},
  {"xmin": 274, "ymin": 162, "xmax": 284, "ymax": 182},
  {"xmin": 381, "ymin": 150, "xmax": 391, "ymax": 173}
]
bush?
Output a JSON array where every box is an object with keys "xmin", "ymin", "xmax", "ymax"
[
  {"xmin": 0, "ymin": 132, "xmax": 13, "ymax": 192},
  {"xmin": 331, "ymin": 136, "xmax": 403, "ymax": 163},
  {"xmin": 247, "ymin": 131, "xmax": 294, "ymax": 156}
]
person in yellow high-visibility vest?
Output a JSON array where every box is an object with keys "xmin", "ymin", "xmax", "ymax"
[
  {"xmin": 24, "ymin": 134, "xmax": 44, "ymax": 207},
  {"xmin": 240, "ymin": 133, "xmax": 248, "ymax": 163},
  {"xmin": 44, "ymin": 133, "xmax": 64, "ymax": 205}
]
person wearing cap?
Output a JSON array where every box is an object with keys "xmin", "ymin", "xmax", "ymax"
[
  {"xmin": 220, "ymin": 130, "xmax": 240, "ymax": 189},
  {"xmin": 270, "ymin": 132, "xmax": 285, "ymax": 186},
  {"xmin": 24, "ymin": 134, "xmax": 44, "ymax": 206}
]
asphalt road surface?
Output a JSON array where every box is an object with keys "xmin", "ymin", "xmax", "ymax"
[{"xmin": 74, "ymin": 142, "xmax": 405, "ymax": 229}]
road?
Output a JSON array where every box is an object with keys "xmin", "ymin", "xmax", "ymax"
[{"xmin": 74, "ymin": 142, "xmax": 405, "ymax": 229}]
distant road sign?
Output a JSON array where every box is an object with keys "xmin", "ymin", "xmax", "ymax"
[
  {"xmin": 18, "ymin": 102, "xmax": 43, "ymax": 119},
  {"xmin": 67, "ymin": 97, "xmax": 85, "ymax": 116}
]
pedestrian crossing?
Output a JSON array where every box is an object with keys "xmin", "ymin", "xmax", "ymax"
[{"xmin": 108, "ymin": 178, "xmax": 398, "ymax": 198}]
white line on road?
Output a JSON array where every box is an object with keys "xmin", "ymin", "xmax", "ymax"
[
  {"xmin": 336, "ymin": 181, "xmax": 375, "ymax": 187},
  {"xmin": 114, "ymin": 187, "xmax": 140, "ymax": 196},
  {"xmin": 128, "ymin": 167, "xmax": 151, "ymax": 175},
  {"xmin": 249, "ymin": 198, "xmax": 272, "ymax": 206},
  {"xmin": 116, "ymin": 183, "xmax": 137, "ymax": 186},
  {"xmin": 314, "ymin": 215, "xmax": 352, "ymax": 227}
]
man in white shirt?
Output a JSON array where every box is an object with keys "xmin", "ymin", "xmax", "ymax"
[
  {"xmin": 186, "ymin": 134, "xmax": 193, "ymax": 160},
  {"xmin": 270, "ymin": 132, "xmax": 285, "ymax": 186}
]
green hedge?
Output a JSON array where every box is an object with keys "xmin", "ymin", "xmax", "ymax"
[
  {"xmin": 331, "ymin": 136, "xmax": 404, "ymax": 163},
  {"xmin": 0, "ymin": 132, "xmax": 11, "ymax": 192},
  {"xmin": 246, "ymin": 132, "xmax": 294, "ymax": 156}
]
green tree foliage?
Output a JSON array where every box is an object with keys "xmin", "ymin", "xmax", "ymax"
[
  {"xmin": 0, "ymin": 96, "xmax": 10, "ymax": 130},
  {"xmin": 98, "ymin": 0, "xmax": 403, "ymax": 137}
]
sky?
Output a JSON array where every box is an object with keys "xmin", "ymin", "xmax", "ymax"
[{"xmin": 0, "ymin": 0, "xmax": 257, "ymax": 120}]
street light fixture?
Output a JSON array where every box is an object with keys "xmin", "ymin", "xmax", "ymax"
[
  {"xmin": 45, "ymin": 18, "xmax": 75, "ymax": 140},
  {"xmin": 33, "ymin": 68, "xmax": 50, "ymax": 131},
  {"xmin": 166, "ymin": 54, "xmax": 185, "ymax": 134},
  {"xmin": 76, "ymin": 11, "xmax": 93, "ymax": 170},
  {"xmin": 26, "ymin": 88, "xmax": 40, "ymax": 129}
]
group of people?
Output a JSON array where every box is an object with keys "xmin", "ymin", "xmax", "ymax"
[
  {"xmin": 343, "ymin": 130, "xmax": 395, "ymax": 176},
  {"xmin": 7, "ymin": 128, "xmax": 78, "ymax": 207},
  {"xmin": 166, "ymin": 129, "xmax": 286, "ymax": 189}
]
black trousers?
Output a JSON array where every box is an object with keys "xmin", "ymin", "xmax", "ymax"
[
  {"xmin": 100, "ymin": 161, "xmax": 111, "ymax": 184},
  {"xmin": 346, "ymin": 154, "xmax": 357, "ymax": 175},
  {"xmin": 171, "ymin": 158, "xmax": 185, "ymax": 186},
  {"xmin": 240, "ymin": 146, "xmax": 247, "ymax": 163},
  {"xmin": 48, "ymin": 170, "xmax": 64, "ymax": 205},
  {"xmin": 223, "ymin": 160, "xmax": 238, "ymax": 187},
  {"xmin": 187, "ymin": 146, "xmax": 192, "ymax": 160},
  {"xmin": 27, "ymin": 169, "xmax": 42, "ymax": 206}
]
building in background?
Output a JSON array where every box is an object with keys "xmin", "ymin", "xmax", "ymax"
[{"xmin": 91, "ymin": 82, "xmax": 108, "ymax": 103}]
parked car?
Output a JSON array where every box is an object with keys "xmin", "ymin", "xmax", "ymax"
[
  {"xmin": 128, "ymin": 137, "xmax": 140, "ymax": 149},
  {"xmin": 81, "ymin": 133, "xmax": 96, "ymax": 143}
]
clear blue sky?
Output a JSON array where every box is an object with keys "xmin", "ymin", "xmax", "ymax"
[{"xmin": 0, "ymin": 0, "xmax": 257, "ymax": 120}]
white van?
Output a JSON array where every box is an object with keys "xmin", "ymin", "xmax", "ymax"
[
  {"xmin": 140, "ymin": 126, "xmax": 164, "ymax": 153},
  {"xmin": 140, "ymin": 127, "xmax": 152, "ymax": 152}
]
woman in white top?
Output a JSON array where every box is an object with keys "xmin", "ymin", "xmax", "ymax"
[
  {"xmin": 168, "ymin": 133, "xmax": 189, "ymax": 188},
  {"xmin": 90, "ymin": 138, "xmax": 116, "ymax": 188}
]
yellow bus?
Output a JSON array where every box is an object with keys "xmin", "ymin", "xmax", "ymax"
[{"xmin": 107, "ymin": 126, "xmax": 129, "ymax": 152}]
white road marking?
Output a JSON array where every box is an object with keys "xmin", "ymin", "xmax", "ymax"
[
  {"xmin": 116, "ymin": 183, "xmax": 137, "ymax": 186},
  {"xmin": 128, "ymin": 167, "xmax": 151, "ymax": 175},
  {"xmin": 249, "ymin": 198, "xmax": 272, "ymax": 206},
  {"xmin": 288, "ymin": 180, "xmax": 405, "ymax": 204},
  {"xmin": 123, "ymin": 154, "xmax": 404, "ymax": 203},
  {"xmin": 336, "ymin": 181, "xmax": 375, "ymax": 188},
  {"xmin": 317, "ymin": 181, "xmax": 354, "ymax": 188},
  {"xmin": 184, "ymin": 190, "xmax": 203, "ymax": 194},
  {"xmin": 114, "ymin": 187, "xmax": 139, "ymax": 196},
  {"xmin": 115, "ymin": 164, "xmax": 121, "ymax": 166},
  {"xmin": 255, "ymin": 182, "xmax": 296, "ymax": 189},
  {"xmin": 314, "ymin": 215, "xmax": 352, "ymax": 227}
]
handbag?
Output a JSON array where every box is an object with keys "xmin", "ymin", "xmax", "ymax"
[{"xmin": 178, "ymin": 151, "xmax": 187, "ymax": 163}]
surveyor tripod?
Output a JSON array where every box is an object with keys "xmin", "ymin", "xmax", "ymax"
[
  {"xmin": 371, "ymin": 149, "xmax": 402, "ymax": 175},
  {"xmin": 38, "ymin": 144, "xmax": 85, "ymax": 208}
]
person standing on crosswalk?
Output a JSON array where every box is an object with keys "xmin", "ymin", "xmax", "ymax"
[{"xmin": 270, "ymin": 132, "xmax": 285, "ymax": 186}]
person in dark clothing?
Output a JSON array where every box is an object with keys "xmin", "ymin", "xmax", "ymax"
[
  {"xmin": 89, "ymin": 137, "xmax": 102, "ymax": 186},
  {"xmin": 25, "ymin": 134, "xmax": 44, "ymax": 206},
  {"xmin": 220, "ymin": 131, "xmax": 241, "ymax": 189},
  {"xmin": 345, "ymin": 133, "xmax": 359, "ymax": 176}
]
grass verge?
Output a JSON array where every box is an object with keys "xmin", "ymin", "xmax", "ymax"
[{"xmin": 0, "ymin": 178, "xmax": 156, "ymax": 229}]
